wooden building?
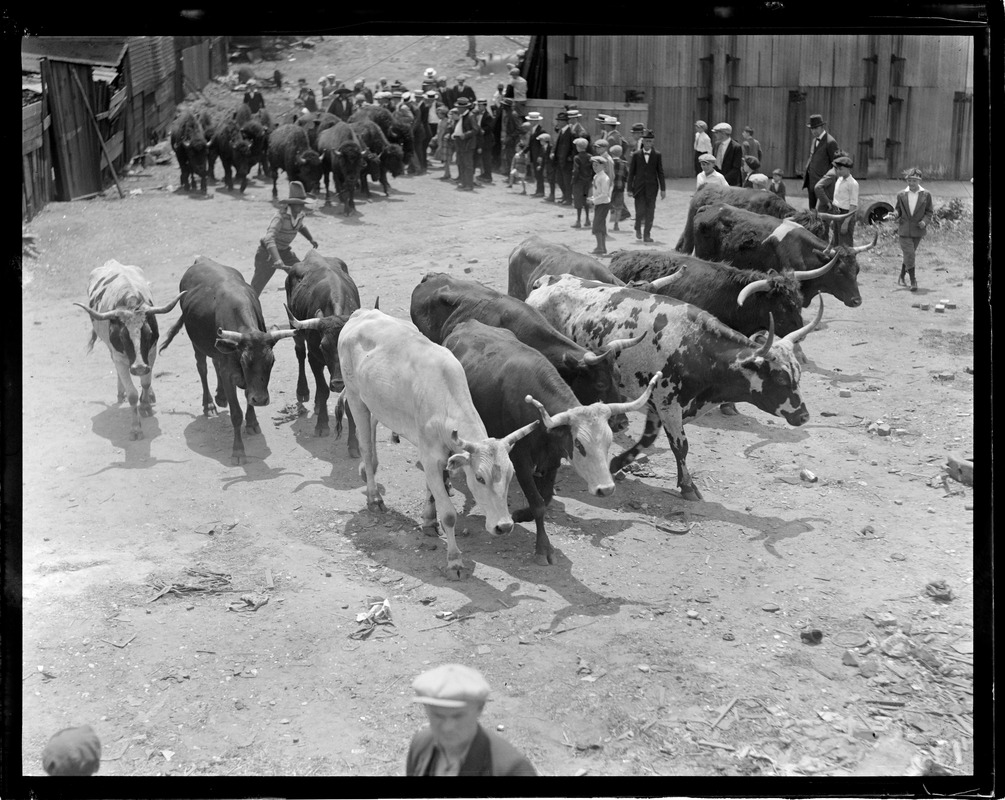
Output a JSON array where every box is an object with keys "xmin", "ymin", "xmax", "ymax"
[
  {"xmin": 21, "ymin": 36, "xmax": 228, "ymax": 219},
  {"xmin": 530, "ymin": 35, "xmax": 974, "ymax": 180}
]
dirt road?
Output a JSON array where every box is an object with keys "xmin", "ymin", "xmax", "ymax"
[{"xmin": 19, "ymin": 35, "xmax": 978, "ymax": 781}]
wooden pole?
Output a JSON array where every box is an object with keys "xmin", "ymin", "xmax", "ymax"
[{"xmin": 71, "ymin": 70, "xmax": 125, "ymax": 199}]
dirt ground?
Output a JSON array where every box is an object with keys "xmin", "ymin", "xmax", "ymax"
[{"xmin": 18, "ymin": 35, "xmax": 980, "ymax": 781}]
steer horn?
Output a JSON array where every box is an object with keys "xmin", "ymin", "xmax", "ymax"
[
  {"xmin": 646, "ymin": 272, "xmax": 685, "ymax": 292},
  {"xmin": 815, "ymin": 208, "xmax": 857, "ymax": 222},
  {"xmin": 73, "ymin": 302, "xmax": 125, "ymax": 322},
  {"xmin": 604, "ymin": 371, "xmax": 663, "ymax": 417},
  {"xmin": 736, "ymin": 278, "xmax": 772, "ymax": 307},
  {"xmin": 792, "ymin": 252, "xmax": 839, "ymax": 281},
  {"xmin": 851, "ymin": 231, "xmax": 879, "ymax": 253},
  {"xmin": 525, "ymin": 395, "xmax": 573, "ymax": 430},
  {"xmin": 145, "ymin": 291, "xmax": 187, "ymax": 316},
  {"xmin": 582, "ymin": 331, "xmax": 646, "ymax": 365},
  {"xmin": 284, "ymin": 303, "xmax": 325, "ymax": 331},
  {"xmin": 502, "ymin": 420, "xmax": 539, "ymax": 448},
  {"xmin": 268, "ymin": 327, "xmax": 298, "ymax": 343},
  {"xmin": 755, "ymin": 314, "xmax": 775, "ymax": 356},
  {"xmin": 216, "ymin": 327, "xmax": 244, "ymax": 343},
  {"xmin": 782, "ymin": 295, "xmax": 825, "ymax": 344}
]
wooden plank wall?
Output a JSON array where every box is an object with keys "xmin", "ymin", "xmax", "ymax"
[
  {"xmin": 22, "ymin": 103, "xmax": 53, "ymax": 221},
  {"xmin": 542, "ymin": 34, "xmax": 974, "ymax": 179},
  {"xmin": 42, "ymin": 59, "xmax": 102, "ymax": 200}
]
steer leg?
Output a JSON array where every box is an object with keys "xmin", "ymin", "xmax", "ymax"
[
  {"xmin": 112, "ymin": 358, "xmax": 144, "ymax": 440},
  {"xmin": 307, "ymin": 350, "xmax": 329, "ymax": 437},
  {"xmin": 212, "ymin": 360, "xmax": 228, "ymax": 408},
  {"xmin": 194, "ymin": 350, "xmax": 217, "ymax": 417},
  {"xmin": 244, "ymin": 402, "xmax": 261, "ymax": 435},
  {"xmin": 138, "ymin": 370, "xmax": 156, "ymax": 418},
  {"xmin": 424, "ymin": 456, "xmax": 466, "ymax": 580},
  {"xmin": 610, "ymin": 404, "xmax": 663, "ymax": 473},
  {"xmin": 659, "ymin": 403, "xmax": 702, "ymax": 501},
  {"xmin": 221, "ymin": 376, "xmax": 247, "ymax": 466},
  {"xmin": 294, "ymin": 333, "xmax": 311, "ymax": 404},
  {"xmin": 347, "ymin": 393, "xmax": 385, "ymax": 511},
  {"xmin": 510, "ymin": 448, "xmax": 555, "ymax": 565}
]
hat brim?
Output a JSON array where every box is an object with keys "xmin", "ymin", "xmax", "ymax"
[
  {"xmin": 281, "ymin": 197, "xmax": 313, "ymax": 205},
  {"xmin": 412, "ymin": 696, "xmax": 480, "ymax": 708}
]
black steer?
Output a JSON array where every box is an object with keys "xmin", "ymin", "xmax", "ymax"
[{"xmin": 507, "ymin": 235, "xmax": 624, "ymax": 301}]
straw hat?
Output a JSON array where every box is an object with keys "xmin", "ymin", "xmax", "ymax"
[{"xmin": 280, "ymin": 181, "xmax": 313, "ymax": 206}]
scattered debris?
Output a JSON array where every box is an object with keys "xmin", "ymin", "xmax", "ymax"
[
  {"xmin": 800, "ymin": 629, "xmax": 823, "ymax": 645},
  {"xmin": 228, "ymin": 594, "xmax": 269, "ymax": 612},
  {"xmin": 925, "ymin": 580, "xmax": 954, "ymax": 602},
  {"xmin": 149, "ymin": 568, "xmax": 233, "ymax": 601},
  {"xmin": 350, "ymin": 598, "xmax": 395, "ymax": 639},
  {"xmin": 945, "ymin": 452, "xmax": 973, "ymax": 486},
  {"xmin": 799, "ymin": 469, "xmax": 818, "ymax": 483}
]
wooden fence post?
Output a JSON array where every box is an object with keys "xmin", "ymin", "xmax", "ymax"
[{"xmin": 71, "ymin": 70, "xmax": 125, "ymax": 199}]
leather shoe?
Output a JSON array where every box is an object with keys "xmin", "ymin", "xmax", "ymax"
[
  {"xmin": 644, "ymin": 236, "xmax": 654, "ymax": 243},
  {"xmin": 635, "ymin": 231, "xmax": 642, "ymax": 240},
  {"xmin": 542, "ymin": 197, "xmax": 555, "ymax": 203}
]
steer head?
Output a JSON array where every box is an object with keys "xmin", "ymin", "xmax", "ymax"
[
  {"xmin": 284, "ymin": 305, "xmax": 353, "ymax": 391},
  {"xmin": 215, "ymin": 325, "xmax": 296, "ymax": 406},
  {"xmin": 446, "ymin": 423, "xmax": 537, "ymax": 535},
  {"xmin": 75, "ymin": 291, "xmax": 185, "ymax": 375},
  {"xmin": 735, "ymin": 297, "xmax": 824, "ymax": 426},
  {"xmin": 525, "ymin": 372, "xmax": 661, "ymax": 497},
  {"xmin": 804, "ymin": 232, "xmax": 876, "ymax": 308}
]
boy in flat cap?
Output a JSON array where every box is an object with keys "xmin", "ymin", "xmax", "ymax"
[
  {"xmin": 587, "ymin": 156, "xmax": 613, "ymax": 255},
  {"xmin": 570, "ymin": 138, "xmax": 593, "ymax": 228},
  {"xmin": 825, "ymin": 154, "xmax": 859, "ymax": 246},
  {"xmin": 696, "ymin": 152, "xmax": 728, "ymax": 190},
  {"xmin": 711, "ymin": 122, "xmax": 743, "ymax": 186},
  {"xmin": 769, "ymin": 168, "xmax": 787, "ymax": 199},
  {"xmin": 42, "ymin": 725, "xmax": 101, "ymax": 776},
  {"xmin": 890, "ymin": 167, "xmax": 933, "ymax": 291},
  {"xmin": 406, "ymin": 664, "xmax": 537, "ymax": 776}
]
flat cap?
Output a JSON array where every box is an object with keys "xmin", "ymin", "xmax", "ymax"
[
  {"xmin": 589, "ymin": 155, "xmax": 607, "ymax": 164},
  {"xmin": 593, "ymin": 139, "xmax": 609, "ymax": 148},
  {"xmin": 412, "ymin": 664, "xmax": 490, "ymax": 708},
  {"xmin": 42, "ymin": 725, "xmax": 101, "ymax": 776},
  {"xmin": 712, "ymin": 122, "xmax": 732, "ymax": 134},
  {"xmin": 771, "ymin": 168, "xmax": 784, "ymax": 176},
  {"xmin": 630, "ymin": 122, "xmax": 645, "ymax": 132},
  {"xmin": 698, "ymin": 153, "xmax": 717, "ymax": 164},
  {"xmin": 536, "ymin": 132, "xmax": 551, "ymax": 141},
  {"xmin": 904, "ymin": 166, "xmax": 923, "ymax": 179},
  {"xmin": 556, "ymin": 111, "xmax": 568, "ymax": 120},
  {"xmin": 832, "ymin": 155, "xmax": 854, "ymax": 167}
]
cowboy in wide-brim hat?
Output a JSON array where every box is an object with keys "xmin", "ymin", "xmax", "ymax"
[
  {"xmin": 251, "ymin": 181, "xmax": 318, "ymax": 296},
  {"xmin": 279, "ymin": 181, "xmax": 314, "ymax": 207}
]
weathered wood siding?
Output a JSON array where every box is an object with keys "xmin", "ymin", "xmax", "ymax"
[
  {"xmin": 543, "ymin": 34, "xmax": 974, "ymax": 180},
  {"xmin": 22, "ymin": 103, "xmax": 53, "ymax": 221}
]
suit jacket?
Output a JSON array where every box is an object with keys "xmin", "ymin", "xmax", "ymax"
[
  {"xmin": 440, "ymin": 87, "xmax": 457, "ymax": 109},
  {"xmin": 716, "ymin": 139, "xmax": 744, "ymax": 186},
  {"xmin": 555, "ymin": 126, "xmax": 575, "ymax": 167},
  {"xmin": 455, "ymin": 85, "xmax": 477, "ymax": 103},
  {"xmin": 477, "ymin": 108, "xmax": 496, "ymax": 148},
  {"xmin": 894, "ymin": 189, "xmax": 934, "ymax": 238},
  {"xmin": 527, "ymin": 124, "xmax": 544, "ymax": 162},
  {"xmin": 627, "ymin": 148, "xmax": 666, "ymax": 195},
  {"xmin": 803, "ymin": 131, "xmax": 839, "ymax": 189},
  {"xmin": 569, "ymin": 122, "xmax": 591, "ymax": 148},
  {"xmin": 452, "ymin": 110, "xmax": 478, "ymax": 152},
  {"xmin": 813, "ymin": 168, "xmax": 839, "ymax": 210},
  {"xmin": 326, "ymin": 96, "xmax": 353, "ymax": 121},
  {"xmin": 406, "ymin": 725, "xmax": 537, "ymax": 776},
  {"xmin": 243, "ymin": 91, "xmax": 265, "ymax": 114}
]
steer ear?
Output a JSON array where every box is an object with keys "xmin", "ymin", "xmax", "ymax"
[
  {"xmin": 214, "ymin": 337, "xmax": 240, "ymax": 354},
  {"xmin": 446, "ymin": 452, "xmax": 471, "ymax": 474}
]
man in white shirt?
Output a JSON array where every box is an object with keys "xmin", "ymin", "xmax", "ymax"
[{"xmin": 828, "ymin": 154, "xmax": 859, "ymax": 246}]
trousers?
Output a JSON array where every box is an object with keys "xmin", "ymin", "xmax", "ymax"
[
  {"xmin": 252, "ymin": 244, "xmax": 299, "ymax": 297},
  {"xmin": 633, "ymin": 189, "xmax": 657, "ymax": 235}
]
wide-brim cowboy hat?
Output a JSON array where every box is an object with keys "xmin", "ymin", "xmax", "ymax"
[{"xmin": 280, "ymin": 181, "xmax": 314, "ymax": 206}]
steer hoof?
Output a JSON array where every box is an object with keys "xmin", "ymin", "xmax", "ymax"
[
  {"xmin": 139, "ymin": 404, "xmax": 154, "ymax": 418},
  {"xmin": 719, "ymin": 402, "xmax": 740, "ymax": 416},
  {"xmin": 348, "ymin": 444, "xmax": 361, "ymax": 459},
  {"xmin": 130, "ymin": 428, "xmax": 144, "ymax": 441},
  {"xmin": 231, "ymin": 453, "xmax": 247, "ymax": 466},
  {"xmin": 443, "ymin": 558, "xmax": 472, "ymax": 581},
  {"xmin": 534, "ymin": 550, "xmax": 556, "ymax": 566},
  {"xmin": 367, "ymin": 497, "xmax": 387, "ymax": 513},
  {"xmin": 203, "ymin": 406, "xmax": 218, "ymax": 417},
  {"xmin": 246, "ymin": 422, "xmax": 261, "ymax": 435},
  {"xmin": 680, "ymin": 485, "xmax": 704, "ymax": 502},
  {"xmin": 512, "ymin": 507, "xmax": 534, "ymax": 523}
]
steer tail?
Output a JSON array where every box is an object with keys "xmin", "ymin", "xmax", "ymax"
[
  {"xmin": 333, "ymin": 389, "xmax": 346, "ymax": 440},
  {"xmin": 158, "ymin": 310, "xmax": 186, "ymax": 353}
]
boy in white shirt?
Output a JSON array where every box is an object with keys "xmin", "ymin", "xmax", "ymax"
[
  {"xmin": 587, "ymin": 156, "xmax": 613, "ymax": 256},
  {"xmin": 829, "ymin": 154, "xmax": 859, "ymax": 246},
  {"xmin": 696, "ymin": 153, "xmax": 728, "ymax": 190}
]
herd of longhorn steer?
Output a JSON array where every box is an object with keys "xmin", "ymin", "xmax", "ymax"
[{"xmin": 76, "ymin": 177, "xmax": 872, "ymax": 579}]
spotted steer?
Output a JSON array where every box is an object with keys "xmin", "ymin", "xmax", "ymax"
[
  {"xmin": 334, "ymin": 309, "xmax": 537, "ymax": 580},
  {"xmin": 74, "ymin": 260, "xmax": 185, "ymax": 440},
  {"xmin": 525, "ymin": 275, "xmax": 822, "ymax": 501}
]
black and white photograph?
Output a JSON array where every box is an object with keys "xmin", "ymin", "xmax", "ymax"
[{"xmin": 10, "ymin": 9, "xmax": 991, "ymax": 794}]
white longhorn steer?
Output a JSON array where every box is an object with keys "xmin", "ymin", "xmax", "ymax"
[
  {"xmin": 74, "ymin": 260, "xmax": 185, "ymax": 440},
  {"xmin": 335, "ymin": 309, "xmax": 537, "ymax": 580}
]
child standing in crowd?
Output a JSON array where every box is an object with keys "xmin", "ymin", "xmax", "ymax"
[
  {"xmin": 769, "ymin": 168, "xmax": 787, "ymax": 198},
  {"xmin": 696, "ymin": 152, "xmax": 728, "ymax": 190},
  {"xmin": 828, "ymin": 154, "xmax": 859, "ymax": 246},
  {"xmin": 890, "ymin": 167, "xmax": 934, "ymax": 292},
  {"xmin": 509, "ymin": 145, "xmax": 530, "ymax": 193},
  {"xmin": 609, "ymin": 144, "xmax": 628, "ymax": 232},
  {"xmin": 437, "ymin": 107, "xmax": 458, "ymax": 180},
  {"xmin": 537, "ymin": 133, "xmax": 556, "ymax": 202},
  {"xmin": 587, "ymin": 156, "xmax": 613, "ymax": 256},
  {"xmin": 570, "ymin": 138, "xmax": 592, "ymax": 228}
]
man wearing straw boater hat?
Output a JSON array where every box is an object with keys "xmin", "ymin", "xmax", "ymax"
[
  {"xmin": 251, "ymin": 181, "xmax": 318, "ymax": 296},
  {"xmin": 405, "ymin": 663, "xmax": 537, "ymax": 776},
  {"xmin": 524, "ymin": 111, "xmax": 546, "ymax": 196}
]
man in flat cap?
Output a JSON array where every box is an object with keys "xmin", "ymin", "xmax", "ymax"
[
  {"xmin": 406, "ymin": 664, "xmax": 537, "ymax": 776},
  {"xmin": 711, "ymin": 122, "xmax": 743, "ymax": 186},
  {"xmin": 453, "ymin": 74, "xmax": 477, "ymax": 104},
  {"xmin": 803, "ymin": 113, "xmax": 839, "ymax": 210},
  {"xmin": 890, "ymin": 167, "xmax": 933, "ymax": 292}
]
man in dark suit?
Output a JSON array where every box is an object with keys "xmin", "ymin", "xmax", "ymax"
[
  {"xmin": 243, "ymin": 80, "xmax": 265, "ymax": 114},
  {"xmin": 452, "ymin": 97, "xmax": 479, "ymax": 191},
  {"xmin": 453, "ymin": 75, "xmax": 477, "ymax": 104},
  {"xmin": 626, "ymin": 129, "xmax": 666, "ymax": 242},
  {"xmin": 475, "ymin": 98, "xmax": 496, "ymax": 183},
  {"xmin": 325, "ymin": 86, "xmax": 354, "ymax": 121},
  {"xmin": 406, "ymin": 664, "xmax": 537, "ymax": 776},
  {"xmin": 552, "ymin": 111, "xmax": 574, "ymax": 204},
  {"xmin": 891, "ymin": 167, "xmax": 934, "ymax": 291},
  {"xmin": 802, "ymin": 113, "xmax": 839, "ymax": 209},
  {"xmin": 711, "ymin": 122, "xmax": 744, "ymax": 186}
]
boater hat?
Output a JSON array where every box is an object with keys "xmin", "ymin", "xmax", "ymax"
[
  {"xmin": 565, "ymin": 108, "xmax": 582, "ymax": 119},
  {"xmin": 525, "ymin": 111, "xmax": 543, "ymax": 121},
  {"xmin": 455, "ymin": 97, "xmax": 471, "ymax": 108},
  {"xmin": 596, "ymin": 114, "xmax": 620, "ymax": 125},
  {"xmin": 412, "ymin": 664, "xmax": 491, "ymax": 708}
]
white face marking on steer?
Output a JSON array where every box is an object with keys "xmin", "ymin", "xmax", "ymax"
[{"xmin": 767, "ymin": 218, "xmax": 805, "ymax": 243}]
